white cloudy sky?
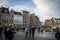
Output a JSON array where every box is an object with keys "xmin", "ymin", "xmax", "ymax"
[
  {"xmin": 33, "ymin": 0, "xmax": 59, "ymax": 21},
  {"xmin": 0, "ymin": 0, "xmax": 60, "ymax": 21},
  {"xmin": 0, "ymin": 0, "xmax": 8, "ymax": 7}
]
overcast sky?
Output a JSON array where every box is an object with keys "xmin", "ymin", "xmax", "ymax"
[{"xmin": 0, "ymin": 0, "xmax": 60, "ymax": 21}]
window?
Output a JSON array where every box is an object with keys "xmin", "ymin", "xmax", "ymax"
[
  {"xmin": 5, "ymin": 20, "xmax": 6, "ymax": 23},
  {"xmin": 0, "ymin": 20, "xmax": 2, "ymax": 25},
  {"xmin": 6, "ymin": 20, "xmax": 8, "ymax": 23},
  {"xmin": 0, "ymin": 9, "xmax": 2, "ymax": 13},
  {"xmin": 0, "ymin": 13, "xmax": 2, "ymax": 17},
  {"xmin": 0, "ymin": 13, "xmax": 1, "ymax": 17},
  {"xmin": 4, "ymin": 19, "xmax": 8, "ymax": 23},
  {"xmin": 11, "ymin": 20, "xmax": 13, "ymax": 23},
  {"xmin": 25, "ymin": 21, "xmax": 26, "ymax": 23},
  {"xmin": 5, "ymin": 10, "xmax": 7, "ymax": 13}
]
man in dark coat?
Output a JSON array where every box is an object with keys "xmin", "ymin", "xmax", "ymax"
[
  {"xmin": 29, "ymin": 27, "xmax": 32, "ymax": 37},
  {"xmin": 31, "ymin": 26, "xmax": 35, "ymax": 38},
  {"xmin": 4, "ymin": 27, "xmax": 9, "ymax": 40},
  {"xmin": 8, "ymin": 26, "xmax": 15, "ymax": 40},
  {"xmin": 0, "ymin": 27, "xmax": 3, "ymax": 37},
  {"xmin": 55, "ymin": 28, "xmax": 60, "ymax": 40},
  {"xmin": 0, "ymin": 27, "xmax": 3, "ymax": 40}
]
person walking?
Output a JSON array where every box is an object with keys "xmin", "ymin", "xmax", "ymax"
[
  {"xmin": 4, "ymin": 25, "xmax": 15, "ymax": 40},
  {"xmin": 31, "ymin": 26, "xmax": 35, "ymax": 38},
  {"xmin": 55, "ymin": 27, "xmax": 60, "ymax": 40},
  {"xmin": 8, "ymin": 26, "xmax": 15, "ymax": 40},
  {"xmin": 25, "ymin": 27, "xmax": 29, "ymax": 37},
  {"xmin": 16, "ymin": 28, "xmax": 19, "ymax": 31},
  {"xmin": 4, "ymin": 26, "xmax": 9, "ymax": 40},
  {"xmin": 0, "ymin": 27, "xmax": 3, "ymax": 40},
  {"xmin": 38, "ymin": 28, "xmax": 40, "ymax": 34}
]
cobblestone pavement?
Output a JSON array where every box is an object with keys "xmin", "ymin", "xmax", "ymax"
[{"xmin": 13, "ymin": 31, "xmax": 56, "ymax": 40}]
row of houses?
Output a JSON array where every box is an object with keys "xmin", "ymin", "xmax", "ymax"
[
  {"xmin": 0, "ymin": 6, "xmax": 41, "ymax": 28},
  {"xmin": 44, "ymin": 17, "xmax": 60, "ymax": 32}
]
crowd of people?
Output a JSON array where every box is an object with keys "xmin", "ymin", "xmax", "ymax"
[
  {"xmin": 0, "ymin": 25, "xmax": 36, "ymax": 40},
  {"xmin": 0, "ymin": 25, "xmax": 60, "ymax": 40},
  {"xmin": 25, "ymin": 26, "xmax": 36, "ymax": 38},
  {"xmin": 0, "ymin": 25, "xmax": 16, "ymax": 40}
]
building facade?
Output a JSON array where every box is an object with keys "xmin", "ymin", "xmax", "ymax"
[
  {"xmin": 29, "ymin": 13, "xmax": 40, "ymax": 28},
  {"xmin": 0, "ymin": 6, "xmax": 9, "ymax": 27},
  {"xmin": 30, "ymin": 13, "xmax": 35, "ymax": 27},
  {"xmin": 30, "ymin": 13, "xmax": 41, "ymax": 28},
  {"xmin": 14, "ymin": 11, "xmax": 23, "ymax": 28},
  {"xmin": 10, "ymin": 10, "xmax": 23, "ymax": 28},
  {"xmin": 9, "ymin": 9, "xmax": 14, "ymax": 26},
  {"xmin": 21, "ymin": 10, "xmax": 29, "ymax": 28},
  {"xmin": 45, "ymin": 19, "xmax": 53, "ymax": 27},
  {"xmin": 55, "ymin": 18, "xmax": 60, "ymax": 28},
  {"xmin": 44, "ymin": 17, "xmax": 60, "ymax": 32}
]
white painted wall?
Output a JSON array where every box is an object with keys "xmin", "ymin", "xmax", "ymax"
[{"xmin": 14, "ymin": 15, "xmax": 23, "ymax": 24}]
